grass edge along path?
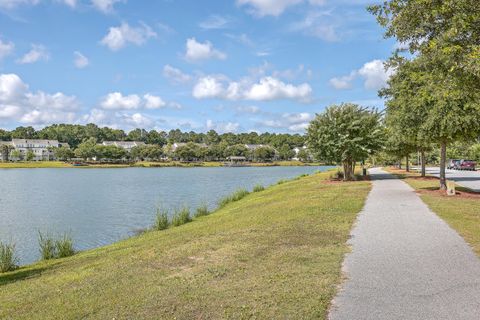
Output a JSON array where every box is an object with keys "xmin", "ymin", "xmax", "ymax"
[
  {"xmin": 0, "ymin": 172, "xmax": 370, "ymax": 319},
  {"xmin": 385, "ymin": 167, "xmax": 480, "ymax": 257}
]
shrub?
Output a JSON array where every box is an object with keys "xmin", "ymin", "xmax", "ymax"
[
  {"xmin": 253, "ymin": 184, "xmax": 265, "ymax": 192},
  {"xmin": 38, "ymin": 232, "xmax": 56, "ymax": 260},
  {"xmin": 194, "ymin": 203, "xmax": 210, "ymax": 218},
  {"xmin": 0, "ymin": 241, "xmax": 17, "ymax": 273},
  {"xmin": 330, "ymin": 170, "xmax": 344, "ymax": 180},
  {"xmin": 218, "ymin": 188, "xmax": 250, "ymax": 208},
  {"xmin": 277, "ymin": 179, "xmax": 287, "ymax": 185},
  {"xmin": 171, "ymin": 207, "xmax": 191, "ymax": 226},
  {"xmin": 55, "ymin": 234, "xmax": 75, "ymax": 258},
  {"xmin": 154, "ymin": 207, "xmax": 170, "ymax": 230}
]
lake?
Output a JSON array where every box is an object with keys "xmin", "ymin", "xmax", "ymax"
[{"xmin": 0, "ymin": 166, "xmax": 333, "ymax": 264}]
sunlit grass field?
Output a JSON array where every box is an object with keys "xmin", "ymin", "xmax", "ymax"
[{"xmin": 0, "ymin": 171, "xmax": 369, "ymax": 319}]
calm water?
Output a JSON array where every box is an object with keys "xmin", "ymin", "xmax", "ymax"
[{"xmin": 0, "ymin": 166, "xmax": 332, "ymax": 264}]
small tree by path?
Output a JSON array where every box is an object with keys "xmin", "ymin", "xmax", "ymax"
[{"xmin": 307, "ymin": 103, "xmax": 384, "ymax": 181}]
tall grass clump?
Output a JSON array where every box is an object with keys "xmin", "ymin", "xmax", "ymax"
[
  {"xmin": 194, "ymin": 203, "xmax": 210, "ymax": 218},
  {"xmin": 38, "ymin": 232, "xmax": 56, "ymax": 260},
  {"xmin": 38, "ymin": 231, "xmax": 75, "ymax": 260},
  {"xmin": 171, "ymin": 207, "xmax": 191, "ymax": 226},
  {"xmin": 0, "ymin": 241, "xmax": 17, "ymax": 273},
  {"xmin": 218, "ymin": 188, "xmax": 250, "ymax": 208},
  {"xmin": 277, "ymin": 179, "xmax": 287, "ymax": 185},
  {"xmin": 253, "ymin": 184, "xmax": 265, "ymax": 192},
  {"xmin": 55, "ymin": 234, "xmax": 75, "ymax": 258},
  {"xmin": 154, "ymin": 207, "xmax": 170, "ymax": 230}
]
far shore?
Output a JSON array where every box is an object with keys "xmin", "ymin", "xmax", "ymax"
[{"xmin": 0, "ymin": 160, "xmax": 327, "ymax": 169}]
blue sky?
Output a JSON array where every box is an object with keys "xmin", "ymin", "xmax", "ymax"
[{"xmin": 0, "ymin": 0, "xmax": 395, "ymax": 133}]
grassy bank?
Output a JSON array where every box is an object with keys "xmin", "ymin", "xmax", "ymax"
[
  {"xmin": 386, "ymin": 167, "xmax": 480, "ymax": 257},
  {"xmin": 0, "ymin": 172, "xmax": 370, "ymax": 319},
  {"xmin": 0, "ymin": 160, "xmax": 325, "ymax": 169}
]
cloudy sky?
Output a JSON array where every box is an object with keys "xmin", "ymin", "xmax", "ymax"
[{"xmin": 0, "ymin": 0, "xmax": 394, "ymax": 133}]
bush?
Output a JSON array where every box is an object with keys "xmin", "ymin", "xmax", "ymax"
[
  {"xmin": 154, "ymin": 208, "xmax": 170, "ymax": 230},
  {"xmin": 277, "ymin": 179, "xmax": 287, "ymax": 185},
  {"xmin": 194, "ymin": 203, "xmax": 210, "ymax": 218},
  {"xmin": 171, "ymin": 207, "xmax": 191, "ymax": 226},
  {"xmin": 218, "ymin": 188, "xmax": 250, "ymax": 208},
  {"xmin": 253, "ymin": 184, "xmax": 265, "ymax": 192},
  {"xmin": 38, "ymin": 232, "xmax": 56, "ymax": 260},
  {"xmin": 0, "ymin": 241, "xmax": 17, "ymax": 273},
  {"xmin": 55, "ymin": 234, "xmax": 75, "ymax": 258},
  {"xmin": 330, "ymin": 170, "xmax": 344, "ymax": 180},
  {"xmin": 38, "ymin": 231, "xmax": 75, "ymax": 260}
]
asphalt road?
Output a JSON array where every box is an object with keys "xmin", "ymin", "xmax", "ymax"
[
  {"xmin": 329, "ymin": 168, "xmax": 480, "ymax": 320},
  {"xmin": 424, "ymin": 167, "xmax": 480, "ymax": 192}
]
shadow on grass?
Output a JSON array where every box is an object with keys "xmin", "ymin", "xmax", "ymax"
[{"xmin": 0, "ymin": 265, "xmax": 50, "ymax": 286}]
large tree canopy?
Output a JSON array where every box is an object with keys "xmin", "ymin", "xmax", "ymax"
[{"xmin": 307, "ymin": 103, "xmax": 384, "ymax": 181}]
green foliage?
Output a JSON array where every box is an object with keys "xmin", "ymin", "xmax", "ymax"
[
  {"xmin": 53, "ymin": 146, "xmax": 74, "ymax": 161},
  {"xmin": 307, "ymin": 103, "xmax": 384, "ymax": 180},
  {"xmin": 253, "ymin": 184, "xmax": 265, "ymax": 192},
  {"xmin": 153, "ymin": 208, "xmax": 170, "ymax": 230},
  {"xmin": 218, "ymin": 189, "xmax": 250, "ymax": 208},
  {"xmin": 277, "ymin": 179, "xmax": 287, "ymax": 185},
  {"xmin": 171, "ymin": 207, "xmax": 192, "ymax": 227},
  {"xmin": 26, "ymin": 150, "xmax": 35, "ymax": 161},
  {"xmin": 38, "ymin": 232, "xmax": 56, "ymax": 260},
  {"xmin": 55, "ymin": 234, "xmax": 75, "ymax": 258},
  {"xmin": 253, "ymin": 146, "xmax": 276, "ymax": 162},
  {"xmin": 277, "ymin": 144, "xmax": 295, "ymax": 160},
  {"xmin": 131, "ymin": 145, "xmax": 164, "ymax": 160},
  {"xmin": 194, "ymin": 203, "xmax": 210, "ymax": 218},
  {"xmin": 296, "ymin": 148, "xmax": 311, "ymax": 162},
  {"xmin": 10, "ymin": 150, "xmax": 20, "ymax": 160},
  {"xmin": 38, "ymin": 232, "xmax": 75, "ymax": 260},
  {"xmin": 74, "ymin": 137, "xmax": 97, "ymax": 160},
  {"xmin": 0, "ymin": 241, "xmax": 17, "ymax": 273}
]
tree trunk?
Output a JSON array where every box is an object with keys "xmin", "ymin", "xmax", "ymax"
[
  {"xmin": 420, "ymin": 150, "xmax": 426, "ymax": 177},
  {"xmin": 398, "ymin": 159, "xmax": 402, "ymax": 169},
  {"xmin": 342, "ymin": 160, "xmax": 355, "ymax": 181},
  {"xmin": 406, "ymin": 154, "xmax": 410, "ymax": 172},
  {"xmin": 439, "ymin": 141, "xmax": 447, "ymax": 190}
]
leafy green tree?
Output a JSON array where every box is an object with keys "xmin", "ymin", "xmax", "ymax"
[
  {"xmin": 174, "ymin": 143, "xmax": 205, "ymax": 161},
  {"xmin": 224, "ymin": 144, "xmax": 248, "ymax": 157},
  {"xmin": 53, "ymin": 146, "xmax": 74, "ymax": 161},
  {"xmin": 307, "ymin": 103, "xmax": 384, "ymax": 181},
  {"xmin": 469, "ymin": 144, "xmax": 480, "ymax": 162},
  {"xmin": 277, "ymin": 144, "xmax": 295, "ymax": 161},
  {"xmin": 0, "ymin": 144, "xmax": 14, "ymax": 162},
  {"xmin": 26, "ymin": 150, "xmax": 35, "ymax": 161},
  {"xmin": 252, "ymin": 146, "xmax": 276, "ymax": 162},
  {"xmin": 297, "ymin": 149, "xmax": 310, "ymax": 162},
  {"xmin": 11, "ymin": 126, "xmax": 36, "ymax": 139},
  {"xmin": 10, "ymin": 150, "xmax": 21, "ymax": 161},
  {"xmin": 74, "ymin": 138, "xmax": 97, "ymax": 160}
]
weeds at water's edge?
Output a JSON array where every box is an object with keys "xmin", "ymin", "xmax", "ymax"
[
  {"xmin": 253, "ymin": 184, "xmax": 265, "ymax": 192},
  {"xmin": 171, "ymin": 207, "xmax": 192, "ymax": 227},
  {"xmin": 0, "ymin": 241, "xmax": 18, "ymax": 273},
  {"xmin": 38, "ymin": 232, "xmax": 75, "ymax": 261},
  {"xmin": 194, "ymin": 203, "xmax": 210, "ymax": 218},
  {"xmin": 154, "ymin": 208, "xmax": 170, "ymax": 230}
]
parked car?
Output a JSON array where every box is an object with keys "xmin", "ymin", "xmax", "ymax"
[
  {"xmin": 458, "ymin": 159, "xmax": 476, "ymax": 171},
  {"xmin": 447, "ymin": 159, "xmax": 461, "ymax": 169}
]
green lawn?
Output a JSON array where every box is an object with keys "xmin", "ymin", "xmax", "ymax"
[
  {"xmin": 386, "ymin": 167, "xmax": 480, "ymax": 257},
  {"xmin": 0, "ymin": 172, "xmax": 370, "ymax": 319}
]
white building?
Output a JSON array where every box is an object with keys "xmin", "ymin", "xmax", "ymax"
[
  {"xmin": 101, "ymin": 141, "xmax": 146, "ymax": 152},
  {"xmin": 10, "ymin": 139, "xmax": 67, "ymax": 161},
  {"xmin": 169, "ymin": 142, "xmax": 207, "ymax": 152}
]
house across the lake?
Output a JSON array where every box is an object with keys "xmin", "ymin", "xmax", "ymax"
[
  {"xmin": 8, "ymin": 139, "xmax": 68, "ymax": 161},
  {"xmin": 101, "ymin": 141, "xmax": 146, "ymax": 152}
]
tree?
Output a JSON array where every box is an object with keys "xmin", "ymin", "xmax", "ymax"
[
  {"xmin": 74, "ymin": 138, "xmax": 97, "ymax": 160},
  {"xmin": 297, "ymin": 149, "xmax": 310, "ymax": 162},
  {"xmin": 26, "ymin": 150, "xmax": 35, "ymax": 161},
  {"xmin": 307, "ymin": 103, "xmax": 384, "ymax": 181},
  {"xmin": 252, "ymin": 146, "xmax": 276, "ymax": 162},
  {"xmin": 224, "ymin": 144, "xmax": 248, "ymax": 157},
  {"xmin": 53, "ymin": 146, "xmax": 74, "ymax": 161},
  {"xmin": 0, "ymin": 144, "xmax": 14, "ymax": 162},
  {"xmin": 10, "ymin": 150, "xmax": 21, "ymax": 161},
  {"xmin": 277, "ymin": 144, "xmax": 295, "ymax": 161}
]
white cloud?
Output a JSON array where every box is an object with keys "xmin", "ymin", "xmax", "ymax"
[
  {"xmin": 16, "ymin": 44, "xmax": 49, "ymax": 64},
  {"xmin": 237, "ymin": 0, "xmax": 302, "ymax": 17},
  {"xmin": 193, "ymin": 75, "xmax": 312, "ymax": 102},
  {"xmin": 0, "ymin": 39, "xmax": 14, "ymax": 60},
  {"xmin": 100, "ymin": 92, "xmax": 142, "ymax": 110},
  {"xmin": 101, "ymin": 22, "xmax": 157, "ymax": 51},
  {"xmin": 60, "ymin": 0, "xmax": 76, "ymax": 8},
  {"xmin": 91, "ymin": 0, "xmax": 122, "ymax": 13},
  {"xmin": 236, "ymin": 105, "xmax": 260, "ymax": 114},
  {"xmin": 206, "ymin": 119, "xmax": 240, "ymax": 133},
  {"xmin": 199, "ymin": 15, "xmax": 231, "ymax": 30},
  {"xmin": 193, "ymin": 76, "xmax": 225, "ymax": 99},
  {"xmin": 290, "ymin": 10, "xmax": 339, "ymax": 42},
  {"xmin": 163, "ymin": 64, "xmax": 192, "ymax": 84},
  {"xmin": 358, "ymin": 59, "xmax": 393, "ymax": 90},
  {"xmin": 143, "ymin": 94, "xmax": 166, "ymax": 109},
  {"xmin": 330, "ymin": 59, "xmax": 393, "ymax": 91},
  {"xmin": 73, "ymin": 51, "xmax": 89, "ymax": 68},
  {"xmin": 184, "ymin": 38, "xmax": 226, "ymax": 62},
  {"xmin": 0, "ymin": 73, "xmax": 80, "ymax": 126},
  {"xmin": 329, "ymin": 71, "xmax": 356, "ymax": 89},
  {"xmin": 258, "ymin": 112, "xmax": 313, "ymax": 132},
  {"xmin": 0, "ymin": 0, "xmax": 39, "ymax": 9}
]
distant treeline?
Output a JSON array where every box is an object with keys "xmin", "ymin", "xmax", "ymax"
[{"xmin": 0, "ymin": 124, "xmax": 305, "ymax": 149}]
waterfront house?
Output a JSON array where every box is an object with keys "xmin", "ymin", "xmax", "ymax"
[
  {"xmin": 11, "ymin": 139, "xmax": 65, "ymax": 161},
  {"xmin": 101, "ymin": 141, "xmax": 146, "ymax": 152}
]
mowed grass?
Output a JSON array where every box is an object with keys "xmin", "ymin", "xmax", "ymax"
[
  {"xmin": 0, "ymin": 172, "xmax": 370, "ymax": 319},
  {"xmin": 385, "ymin": 167, "xmax": 480, "ymax": 257}
]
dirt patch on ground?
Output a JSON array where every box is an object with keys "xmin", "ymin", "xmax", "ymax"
[{"xmin": 416, "ymin": 189, "xmax": 480, "ymax": 199}]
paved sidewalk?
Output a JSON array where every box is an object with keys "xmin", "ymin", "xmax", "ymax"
[{"xmin": 329, "ymin": 168, "xmax": 480, "ymax": 320}]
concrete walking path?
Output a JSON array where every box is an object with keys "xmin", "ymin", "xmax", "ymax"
[{"xmin": 329, "ymin": 168, "xmax": 480, "ymax": 320}]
